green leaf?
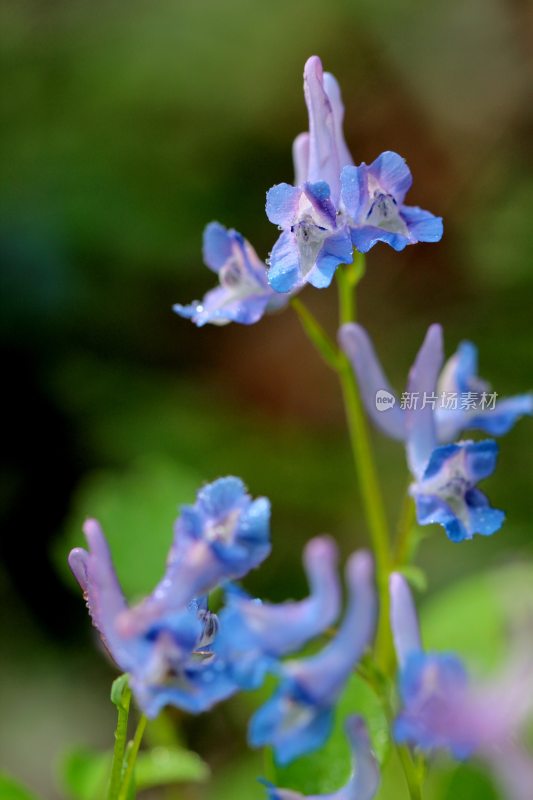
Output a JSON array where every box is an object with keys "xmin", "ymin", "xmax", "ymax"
[
  {"xmin": 421, "ymin": 562, "xmax": 533, "ymax": 670},
  {"xmin": 0, "ymin": 774, "xmax": 40, "ymax": 800},
  {"xmin": 135, "ymin": 746, "xmax": 210, "ymax": 788},
  {"xmin": 274, "ymin": 673, "xmax": 389, "ymax": 795},
  {"xmin": 60, "ymin": 748, "xmax": 111, "ymax": 800},
  {"xmin": 110, "ymin": 674, "xmax": 130, "ymax": 709},
  {"xmin": 397, "ymin": 564, "xmax": 427, "ymax": 592}
]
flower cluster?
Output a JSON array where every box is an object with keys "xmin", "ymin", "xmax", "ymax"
[
  {"xmin": 69, "ymin": 478, "xmax": 377, "ymax": 785},
  {"xmin": 340, "ymin": 324, "xmax": 532, "ymax": 541},
  {"xmin": 70, "ymin": 54, "xmax": 533, "ymax": 800},
  {"xmin": 175, "ymin": 55, "xmax": 442, "ymax": 325}
]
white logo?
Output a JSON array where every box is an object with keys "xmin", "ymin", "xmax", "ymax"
[{"xmin": 375, "ymin": 389, "xmax": 396, "ymax": 411}]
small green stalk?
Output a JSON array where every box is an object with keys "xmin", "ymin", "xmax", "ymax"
[
  {"xmin": 117, "ymin": 713, "xmax": 148, "ymax": 800},
  {"xmin": 108, "ymin": 676, "xmax": 132, "ymax": 800}
]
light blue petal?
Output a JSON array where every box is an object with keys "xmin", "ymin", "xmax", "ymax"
[
  {"xmin": 266, "ymin": 183, "xmax": 301, "ymax": 227},
  {"xmin": 340, "ymin": 165, "xmax": 368, "ymax": 222},
  {"xmin": 249, "ymin": 686, "xmax": 334, "ymax": 764},
  {"xmin": 400, "ymin": 205, "xmax": 443, "ymax": 243},
  {"xmin": 196, "ymin": 476, "xmax": 247, "ymax": 518},
  {"xmin": 202, "ymin": 222, "xmax": 234, "ymax": 272},
  {"xmin": 267, "ymin": 230, "xmax": 301, "ymax": 293},
  {"xmin": 338, "ymin": 323, "xmax": 406, "ymax": 441},
  {"xmin": 307, "ymin": 229, "xmax": 353, "ymax": 289},
  {"xmin": 466, "ymin": 393, "xmax": 533, "ymax": 436},
  {"xmin": 351, "ymin": 225, "xmax": 410, "ymax": 253}
]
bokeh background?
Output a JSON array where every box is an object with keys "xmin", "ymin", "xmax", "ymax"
[{"xmin": 1, "ymin": 0, "xmax": 532, "ymax": 798}]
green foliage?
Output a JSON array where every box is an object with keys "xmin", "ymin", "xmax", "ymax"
[
  {"xmin": 135, "ymin": 745, "xmax": 210, "ymax": 787},
  {"xmin": 422, "ymin": 562, "xmax": 533, "ymax": 670},
  {"xmin": 61, "ymin": 749, "xmax": 111, "ymax": 800},
  {"xmin": 0, "ymin": 774, "xmax": 39, "ymax": 800}
]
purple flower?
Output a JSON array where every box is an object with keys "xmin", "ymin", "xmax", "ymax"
[
  {"xmin": 340, "ymin": 152, "xmax": 443, "ymax": 253},
  {"xmin": 215, "ymin": 536, "xmax": 341, "ymax": 689},
  {"xmin": 174, "ymin": 223, "xmax": 288, "ymax": 326},
  {"xmin": 68, "ymin": 519, "xmax": 238, "ymax": 716},
  {"xmin": 261, "ymin": 716, "xmax": 379, "ymax": 800},
  {"xmin": 248, "ymin": 551, "xmax": 376, "ymax": 764},
  {"xmin": 390, "ymin": 573, "xmax": 533, "ymax": 800},
  {"xmin": 339, "ymin": 324, "xmax": 505, "ymax": 541},
  {"xmin": 266, "ymin": 56, "xmax": 354, "ymax": 293}
]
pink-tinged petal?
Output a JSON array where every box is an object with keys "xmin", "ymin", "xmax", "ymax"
[
  {"xmin": 69, "ymin": 519, "xmax": 134, "ymax": 670},
  {"xmin": 405, "ymin": 324, "xmax": 443, "ymax": 479},
  {"xmin": 338, "ymin": 323, "xmax": 405, "ymax": 440},
  {"xmin": 323, "ymin": 71, "xmax": 353, "ymax": 171},
  {"xmin": 390, "ymin": 573, "xmax": 422, "ymax": 668},
  {"xmin": 266, "ymin": 183, "xmax": 301, "ymax": 227},
  {"xmin": 292, "ymin": 132, "xmax": 310, "ymax": 186},
  {"xmin": 303, "ymin": 56, "xmax": 340, "ymax": 199}
]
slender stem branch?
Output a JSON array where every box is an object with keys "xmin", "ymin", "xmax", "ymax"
[
  {"xmin": 397, "ymin": 745, "xmax": 424, "ymax": 800},
  {"xmin": 117, "ymin": 713, "xmax": 148, "ymax": 800},
  {"xmin": 290, "ymin": 298, "xmax": 339, "ymax": 370},
  {"xmin": 336, "ymin": 265, "xmax": 392, "ymax": 668},
  {"xmin": 107, "ymin": 681, "xmax": 132, "ymax": 800},
  {"xmin": 393, "ymin": 491, "xmax": 417, "ymax": 566}
]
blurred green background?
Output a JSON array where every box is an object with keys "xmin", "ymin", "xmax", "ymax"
[{"xmin": 1, "ymin": 0, "xmax": 532, "ymax": 798}]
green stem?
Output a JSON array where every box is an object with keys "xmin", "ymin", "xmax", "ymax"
[
  {"xmin": 290, "ymin": 298, "xmax": 339, "ymax": 371},
  {"xmin": 393, "ymin": 491, "xmax": 417, "ymax": 566},
  {"xmin": 107, "ymin": 682, "xmax": 132, "ymax": 800},
  {"xmin": 336, "ymin": 265, "xmax": 392, "ymax": 668},
  {"xmin": 117, "ymin": 713, "xmax": 148, "ymax": 800},
  {"xmin": 397, "ymin": 745, "xmax": 424, "ymax": 800}
]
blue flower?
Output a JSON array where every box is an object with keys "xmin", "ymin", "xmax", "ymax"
[
  {"xmin": 390, "ymin": 573, "xmax": 533, "ymax": 800},
  {"xmin": 340, "ymin": 151, "xmax": 443, "ymax": 253},
  {"xmin": 266, "ymin": 182, "xmax": 353, "ymax": 293},
  {"xmin": 266, "ymin": 56, "xmax": 354, "ymax": 293},
  {"xmin": 68, "ymin": 477, "xmax": 270, "ymax": 716},
  {"xmin": 410, "ymin": 440, "xmax": 505, "ymax": 542},
  {"xmin": 174, "ymin": 223, "xmax": 288, "ymax": 326},
  {"xmin": 339, "ymin": 324, "xmax": 507, "ymax": 541},
  {"xmin": 248, "ymin": 551, "xmax": 376, "ymax": 764},
  {"xmin": 215, "ymin": 536, "xmax": 341, "ymax": 689},
  {"xmin": 436, "ymin": 340, "xmax": 533, "ymax": 441},
  {"xmin": 261, "ymin": 716, "xmax": 379, "ymax": 800},
  {"xmin": 117, "ymin": 477, "xmax": 271, "ymax": 637},
  {"xmin": 68, "ymin": 519, "xmax": 238, "ymax": 717}
]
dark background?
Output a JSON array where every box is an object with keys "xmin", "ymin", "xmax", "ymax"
[{"xmin": 1, "ymin": 1, "xmax": 532, "ymax": 797}]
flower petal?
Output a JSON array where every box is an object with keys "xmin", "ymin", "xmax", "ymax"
[
  {"xmin": 338, "ymin": 323, "xmax": 405, "ymax": 440},
  {"xmin": 405, "ymin": 324, "xmax": 444, "ymax": 479},
  {"xmin": 389, "ymin": 573, "xmax": 422, "ymax": 669},
  {"xmin": 368, "ymin": 151, "xmax": 412, "ymax": 204}
]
